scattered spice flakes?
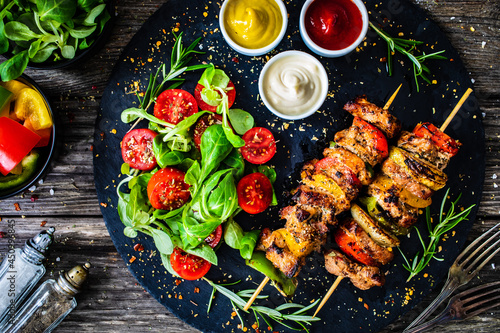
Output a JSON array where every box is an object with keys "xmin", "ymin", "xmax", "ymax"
[
  {"xmin": 110, "ymin": 129, "xmax": 117, "ymax": 134},
  {"xmin": 175, "ymin": 279, "xmax": 182, "ymax": 286},
  {"xmin": 0, "ymin": 232, "xmax": 5, "ymax": 238},
  {"xmin": 14, "ymin": 203, "xmax": 21, "ymax": 211},
  {"xmin": 129, "ymin": 256, "xmax": 136, "ymax": 263},
  {"xmin": 40, "ymin": 221, "xmax": 47, "ymax": 227},
  {"xmin": 100, "ymin": 202, "xmax": 108, "ymax": 208},
  {"xmin": 364, "ymin": 303, "xmax": 369, "ymax": 310},
  {"xmin": 133, "ymin": 243, "xmax": 145, "ymax": 252},
  {"xmin": 194, "ymin": 287, "xmax": 200, "ymax": 293}
]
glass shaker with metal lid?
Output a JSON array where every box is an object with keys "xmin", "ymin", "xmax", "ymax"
[
  {"xmin": 5, "ymin": 262, "xmax": 91, "ymax": 333},
  {"xmin": 0, "ymin": 227, "xmax": 55, "ymax": 329}
]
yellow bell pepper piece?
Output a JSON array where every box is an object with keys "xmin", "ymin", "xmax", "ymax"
[{"xmin": 14, "ymin": 88, "xmax": 52, "ymax": 130}]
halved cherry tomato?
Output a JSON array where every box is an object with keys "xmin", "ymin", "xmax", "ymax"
[
  {"xmin": 147, "ymin": 167, "xmax": 190, "ymax": 210},
  {"xmin": 413, "ymin": 122, "xmax": 461, "ymax": 156},
  {"xmin": 205, "ymin": 225, "xmax": 223, "ymax": 248},
  {"xmin": 194, "ymin": 81, "xmax": 236, "ymax": 112},
  {"xmin": 0, "ymin": 117, "xmax": 40, "ymax": 176},
  {"xmin": 240, "ymin": 127, "xmax": 276, "ymax": 164},
  {"xmin": 193, "ymin": 113, "xmax": 223, "ymax": 149},
  {"xmin": 170, "ymin": 247, "xmax": 211, "ymax": 280},
  {"xmin": 121, "ymin": 128, "xmax": 158, "ymax": 171},
  {"xmin": 237, "ymin": 172, "xmax": 273, "ymax": 214},
  {"xmin": 153, "ymin": 89, "xmax": 198, "ymax": 125},
  {"xmin": 334, "ymin": 225, "xmax": 380, "ymax": 267},
  {"xmin": 353, "ymin": 117, "xmax": 388, "ymax": 159}
]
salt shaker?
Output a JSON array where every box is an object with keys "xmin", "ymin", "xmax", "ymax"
[
  {"xmin": 5, "ymin": 262, "xmax": 91, "ymax": 333},
  {"xmin": 0, "ymin": 227, "xmax": 55, "ymax": 329}
]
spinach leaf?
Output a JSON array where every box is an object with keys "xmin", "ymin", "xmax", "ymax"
[
  {"xmin": 184, "ymin": 160, "xmax": 201, "ymax": 187},
  {"xmin": 228, "ymin": 109, "xmax": 254, "ymax": 135},
  {"xmin": 28, "ymin": 39, "xmax": 42, "ymax": 57},
  {"xmin": 61, "ymin": 44, "xmax": 75, "ymax": 58},
  {"xmin": 37, "ymin": 0, "xmax": 77, "ymax": 24},
  {"xmin": 82, "ymin": 3, "xmax": 105, "ymax": 26},
  {"xmin": 222, "ymin": 122, "xmax": 245, "ymax": 148},
  {"xmin": 160, "ymin": 253, "xmax": 180, "ymax": 277},
  {"xmin": 30, "ymin": 44, "xmax": 58, "ymax": 62},
  {"xmin": 0, "ymin": 21, "xmax": 9, "ymax": 54},
  {"xmin": 4, "ymin": 21, "xmax": 42, "ymax": 41},
  {"xmin": 224, "ymin": 219, "xmax": 260, "ymax": 260},
  {"xmin": 223, "ymin": 148, "xmax": 245, "ymax": 180},
  {"xmin": 123, "ymin": 226, "xmax": 138, "ymax": 238},
  {"xmin": 198, "ymin": 65, "xmax": 230, "ymax": 106},
  {"xmin": 240, "ymin": 230, "xmax": 260, "ymax": 260},
  {"xmin": 199, "ymin": 124, "xmax": 232, "ymax": 182},
  {"xmin": 77, "ymin": 0, "xmax": 100, "ymax": 12},
  {"xmin": 69, "ymin": 24, "xmax": 96, "ymax": 38},
  {"xmin": 223, "ymin": 218, "xmax": 245, "ymax": 250},
  {"xmin": 185, "ymin": 244, "xmax": 218, "ymax": 265},
  {"xmin": 0, "ymin": 50, "xmax": 28, "ymax": 81},
  {"xmin": 153, "ymin": 135, "xmax": 188, "ymax": 168},
  {"xmin": 149, "ymin": 228, "xmax": 174, "ymax": 255}
]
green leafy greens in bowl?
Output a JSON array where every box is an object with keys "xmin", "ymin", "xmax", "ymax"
[{"xmin": 0, "ymin": 0, "xmax": 112, "ymax": 81}]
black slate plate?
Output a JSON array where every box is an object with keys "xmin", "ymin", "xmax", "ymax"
[{"xmin": 93, "ymin": 0, "xmax": 485, "ymax": 332}]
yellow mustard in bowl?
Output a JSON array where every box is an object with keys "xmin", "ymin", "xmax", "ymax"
[{"xmin": 223, "ymin": 0, "xmax": 283, "ymax": 49}]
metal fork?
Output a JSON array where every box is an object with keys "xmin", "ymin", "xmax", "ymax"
[
  {"xmin": 404, "ymin": 222, "xmax": 500, "ymax": 331},
  {"xmin": 404, "ymin": 280, "xmax": 500, "ymax": 333}
]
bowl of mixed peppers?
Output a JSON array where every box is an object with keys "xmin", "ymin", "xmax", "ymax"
[{"xmin": 0, "ymin": 75, "xmax": 55, "ymax": 199}]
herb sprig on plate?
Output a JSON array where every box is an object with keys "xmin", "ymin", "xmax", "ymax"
[
  {"xmin": 369, "ymin": 21, "xmax": 447, "ymax": 92},
  {"xmin": 204, "ymin": 278, "xmax": 321, "ymax": 333},
  {"xmin": 399, "ymin": 189, "xmax": 475, "ymax": 282}
]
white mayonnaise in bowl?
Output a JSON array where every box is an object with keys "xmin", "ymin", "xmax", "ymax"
[{"xmin": 258, "ymin": 50, "xmax": 329, "ymax": 120}]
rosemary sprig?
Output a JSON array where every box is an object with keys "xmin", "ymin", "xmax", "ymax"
[
  {"xmin": 369, "ymin": 21, "xmax": 447, "ymax": 92},
  {"xmin": 137, "ymin": 31, "xmax": 209, "ymax": 112},
  {"xmin": 399, "ymin": 189, "xmax": 475, "ymax": 282},
  {"xmin": 203, "ymin": 278, "xmax": 321, "ymax": 332}
]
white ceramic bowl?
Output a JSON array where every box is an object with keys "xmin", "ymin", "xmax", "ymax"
[
  {"xmin": 258, "ymin": 50, "xmax": 329, "ymax": 120},
  {"xmin": 299, "ymin": 0, "xmax": 369, "ymax": 58},
  {"xmin": 219, "ymin": 0, "xmax": 288, "ymax": 56}
]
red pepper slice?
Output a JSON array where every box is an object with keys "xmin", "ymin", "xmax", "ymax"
[
  {"xmin": 413, "ymin": 122, "xmax": 461, "ymax": 156},
  {"xmin": 334, "ymin": 225, "xmax": 380, "ymax": 267},
  {"xmin": 0, "ymin": 117, "xmax": 40, "ymax": 176},
  {"xmin": 352, "ymin": 117, "xmax": 389, "ymax": 159}
]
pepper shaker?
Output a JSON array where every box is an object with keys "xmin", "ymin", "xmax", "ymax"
[
  {"xmin": 5, "ymin": 262, "xmax": 91, "ymax": 333},
  {"xmin": 0, "ymin": 227, "xmax": 55, "ymax": 330}
]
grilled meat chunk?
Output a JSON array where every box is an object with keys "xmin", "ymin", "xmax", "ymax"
[
  {"xmin": 299, "ymin": 162, "xmax": 350, "ymax": 215},
  {"xmin": 324, "ymin": 249, "xmax": 385, "ymax": 290},
  {"xmin": 397, "ymin": 131, "xmax": 452, "ymax": 170},
  {"xmin": 280, "ymin": 205, "xmax": 329, "ymax": 249},
  {"xmin": 339, "ymin": 218, "xmax": 394, "ymax": 266},
  {"xmin": 258, "ymin": 228, "xmax": 303, "ymax": 278},
  {"xmin": 368, "ymin": 175, "xmax": 419, "ymax": 228},
  {"xmin": 323, "ymin": 147, "xmax": 373, "ymax": 185},
  {"xmin": 343, "ymin": 95, "xmax": 401, "ymax": 139},
  {"xmin": 313, "ymin": 157, "xmax": 362, "ymax": 202},
  {"xmin": 335, "ymin": 126, "xmax": 383, "ymax": 167},
  {"xmin": 381, "ymin": 157, "xmax": 433, "ymax": 199}
]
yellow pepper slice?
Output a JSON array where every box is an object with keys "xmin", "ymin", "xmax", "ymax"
[{"xmin": 14, "ymin": 88, "xmax": 52, "ymax": 130}]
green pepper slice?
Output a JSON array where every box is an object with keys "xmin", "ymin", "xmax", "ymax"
[
  {"xmin": 246, "ymin": 251, "xmax": 297, "ymax": 297},
  {"xmin": 0, "ymin": 151, "xmax": 39, "ymax": 191}
]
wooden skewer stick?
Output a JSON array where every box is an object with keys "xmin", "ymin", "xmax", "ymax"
[
  {"xmin": 243, "ymin": 276, "xmax": 270, "ymax": 311},
  {"xmin": 312, "ymin": 84, "xmax": 404, "ymax": 318},
  {"xmin": 383, "ymin": 83, "xmax": 403, "ymax": 110},
  {"xmin": 440, "ymin": 88, "xmax": 473, "ymax": 132},
  {"xmin": 313, "ymin": 276, "xmax": 344, "ymax": 318}
]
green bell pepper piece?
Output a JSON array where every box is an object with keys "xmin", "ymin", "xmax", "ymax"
[
  {"xmin": 0, "ymin": 151, "xmax": 39, "ymax": 190},
  {"xmin": 246, "ymin": 251, "xmax": 297, "ymax": 297}
]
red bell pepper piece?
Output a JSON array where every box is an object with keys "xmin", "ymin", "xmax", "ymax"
[
  {"xmin": 353, "ymin": 117, "xmax": 389, "ymax": 159},
  {"xmin": 0, "ymin": 117, "xmax": 40, "ymax": 176},
  {"xmin": 23, "ymin": 117, "xmax": 52, "ymax": 147},
  {"xmin": 413, "ymin": 122, "xmax": 461, "ymax": 156}
]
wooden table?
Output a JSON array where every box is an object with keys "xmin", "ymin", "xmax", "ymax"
[{"xmin": 0, "ymin": 0, "xmax": 498, "ymax": 332}]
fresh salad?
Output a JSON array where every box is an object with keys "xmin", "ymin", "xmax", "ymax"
[
  {"xmin": 0, "ymin": 78, "xmax": 53, "ymax": 192},
  {"xmin": 117, "ymin": 33, "xmax": 283, "ymax": 283}
]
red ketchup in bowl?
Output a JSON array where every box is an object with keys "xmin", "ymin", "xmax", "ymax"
[{"xmin": 304, "ymin": 0, "xmax": 363, "ymax": 50}]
